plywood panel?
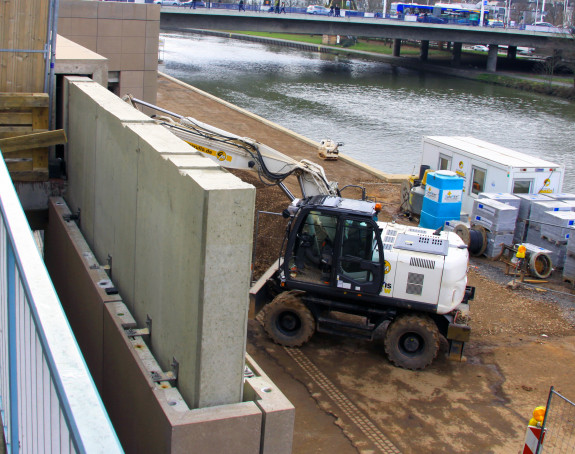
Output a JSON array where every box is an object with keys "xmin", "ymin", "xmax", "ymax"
[{"xmin": 0, "ymin": 0, "xmax": 50, "ymax": 93}]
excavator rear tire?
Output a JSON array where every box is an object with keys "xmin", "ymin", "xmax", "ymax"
[
  {"xmin": 262, "ymin": 291, "xmax": 315, "ymax": 348},
  {"xmin": 384, "ymin": 314, "xmax": 440, "ymax": 370}
]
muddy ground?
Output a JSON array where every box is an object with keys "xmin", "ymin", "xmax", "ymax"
[{"xmin": 156, "ymin": 75, "xmax": 575, "ymax": 453}]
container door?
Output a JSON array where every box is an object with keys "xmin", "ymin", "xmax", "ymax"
[{"xmin": 453, "ymin": 156, "xmax": 472, "ymax": 213}]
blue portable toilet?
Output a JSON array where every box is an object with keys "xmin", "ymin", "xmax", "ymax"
[{"xmin": 419, "ymin": 171, "xmax": 464, "ymax": 230}]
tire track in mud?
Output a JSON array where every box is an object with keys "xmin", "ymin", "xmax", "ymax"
[{"xmin": 284, "ymin": 347, "xmax": 402, "ymax": 454}]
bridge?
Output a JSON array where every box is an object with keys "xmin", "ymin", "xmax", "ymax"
[{"xmin": 159, "ymin": 8, "xmax": 573, "ymax": 71}]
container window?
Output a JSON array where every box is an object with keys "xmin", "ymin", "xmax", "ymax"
[
  {"xmin": 470, "ymin": 167, "xmax": 486, "ymax": 195},
  {"xmin": 513, "ymin": 179, "xmax": 532, "ymax": 194},
  {"xmin": 438, "ymin": 154, "xmax": 451, "ymax": 171}
]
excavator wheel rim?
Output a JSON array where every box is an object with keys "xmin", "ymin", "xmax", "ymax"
[{"xmin": 261, "ymin": 291, "xmax": 315, "ymax": 348}]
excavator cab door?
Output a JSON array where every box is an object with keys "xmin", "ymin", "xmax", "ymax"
[
  {"xmin": 286, "ymin": 210, "xmax": 338, "ymax": 286},
  {"xmin": 335, "ymin": 218, "xmax": 384, "ymax": 294}
]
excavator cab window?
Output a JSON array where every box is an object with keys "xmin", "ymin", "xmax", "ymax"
[
  {"xmin": 337, "ymin": 219, "xmax": 383, "ymax": 293},
  {"xmin": 288, "ymin": 211, "xmax": 337, "ymax": 285}
]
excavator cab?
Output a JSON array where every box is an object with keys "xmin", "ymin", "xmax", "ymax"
[{"xmin": 284, "ymin": 197, "xmax": 384, "ymax": 296}]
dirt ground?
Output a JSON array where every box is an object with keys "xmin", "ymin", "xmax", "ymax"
[{"xmin": 155, "ymin": 75, "xmax": 575, "ymax": 453}]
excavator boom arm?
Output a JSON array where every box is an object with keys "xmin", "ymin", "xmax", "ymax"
[{"xmin": 124, "ymin": 96, "xmax": 338, "ymax": 200}]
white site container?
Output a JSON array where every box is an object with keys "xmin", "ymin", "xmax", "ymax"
[{"xmin": 419, "ymin": 136, "xmax": 564, "ymax": 216}]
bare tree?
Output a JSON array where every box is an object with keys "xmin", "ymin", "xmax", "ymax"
[
  {"xmin": 364, "ymin": 0, "xmax": 382, "ymax": 13},
  {"xmin": 536, "ymin": 28, "xmax": 575, "ymax": 90}
]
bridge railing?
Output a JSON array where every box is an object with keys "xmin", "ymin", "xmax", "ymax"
[{"xmin": 0, "ymin": 154, "xmax": 123, "ymax": 453}]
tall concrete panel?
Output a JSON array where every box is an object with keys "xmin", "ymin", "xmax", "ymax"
[{"xmin": 63, "ymin": 77, "xmax": 256, "ymax": 408}]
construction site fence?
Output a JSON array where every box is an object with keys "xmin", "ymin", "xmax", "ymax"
[{"xmin": 538, "ymin": 386, "xmax": 575, "ymax": 453}]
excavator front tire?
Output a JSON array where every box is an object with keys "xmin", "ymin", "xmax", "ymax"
[{"xmin": 262, "ymin": 292, "xmax": 315, "ymax": 347}]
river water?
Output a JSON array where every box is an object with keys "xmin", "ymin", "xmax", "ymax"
[{"xmin": 160, "ymin": 32, "xmax": 575, "ymax": 190}]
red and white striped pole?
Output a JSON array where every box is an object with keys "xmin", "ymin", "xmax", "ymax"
[
  {"xmin": 523, "ymin": 425, "xmax": 545, "ymax": 454},
  {"xmin": 523, "ymin": 406, "xmax": 546, "ymax": 454}
]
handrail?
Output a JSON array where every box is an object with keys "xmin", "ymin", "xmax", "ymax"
[{"xmin": 0, "ymin": 152, "xmax": 123, "ymax": 453}]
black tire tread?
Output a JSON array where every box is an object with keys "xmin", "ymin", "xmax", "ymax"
[
  {"xmin": 383, "ymin": 314, "xmax": 440, "ymax": 370},
  {"xmin": 262, "ymin": 291, "xmax": 315, "ymax": 347}
]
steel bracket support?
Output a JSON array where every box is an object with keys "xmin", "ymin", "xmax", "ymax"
[
  {"xmin": 151, "ymin": 358, "xmax": 179, "ymax": 385},
  {"xmin": 125, "ymin": 327, "xmax": 150, "ymax": 337},
  {"xmin": 63, "ymin": 208, "xmax": 81, "ymax": 224}
]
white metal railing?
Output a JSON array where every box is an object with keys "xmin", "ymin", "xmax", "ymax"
[{"xmin": 0, "ymin": 154, "xmax": 123, "ymax": 453}]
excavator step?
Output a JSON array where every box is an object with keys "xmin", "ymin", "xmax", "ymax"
[{"xmin": 316, "ymin": 316, "xmax": 375, "ymax": 340}]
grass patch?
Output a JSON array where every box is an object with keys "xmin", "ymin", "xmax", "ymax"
[
  {"xmin": 231, "ymin": 31, "xmax": 324, "ymax": 45},
  {"xmin": 477, "ymin": 73, "xmax": 575, "ymax": 100},
  {"xmin": 229, "ymin": 31, "xmax": 452, "ymax": 57}
]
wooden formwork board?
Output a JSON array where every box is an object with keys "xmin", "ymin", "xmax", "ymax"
[
  {"xmin": 0, "ymin": 93, "xmax": 51, "ymax": 181},
  {"xmin": 0, "ymin": 0, "xmax": 50, "ymax": 93}
]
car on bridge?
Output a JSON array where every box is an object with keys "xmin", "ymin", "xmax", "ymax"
[
  {"xmin": 306, "ymin": 5, "xmax": 332, "ymax": 15},
  {"xmin": 180, "ymin": 0, "xmax": 206, "ymax": 6},
  {"xmin": 532, "ymin": 21, "xmax": 555, "ymax": 27},
  {"xmin": 416, "ymin": 14, "xmax": 447, "ymax": 24}
]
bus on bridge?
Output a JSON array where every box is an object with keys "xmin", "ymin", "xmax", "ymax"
[{"xmin": 389, "ymin": 2, "xmax": 505, "ymax": 26}]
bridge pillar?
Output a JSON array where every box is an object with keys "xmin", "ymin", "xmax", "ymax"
[
  {"xmin": 487, "ymin": 44, "xmax": 498, "ymax": 72},
  {"xmin": 507, "ymin": 45, "xmax": 517, "ymax": 59},
  {"xmin": 451, "ymin": 42, "xmax": 462, "ymax": 66},
  {"xmin": 420, "ymin": 40, "xmax": 429, "ymax": 61},
  {"xmin": 393, "ymin": 39, "xmax": 401, "ymax": 57}
]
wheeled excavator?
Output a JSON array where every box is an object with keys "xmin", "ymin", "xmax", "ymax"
[{"xmin": 125, "ymin": 96, "xmax": 473, "ymax": 370}]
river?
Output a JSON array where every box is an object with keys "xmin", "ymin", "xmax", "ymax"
[{"xmin": 160, "ymin": 31, "xmax": 575, "ymax": 190}]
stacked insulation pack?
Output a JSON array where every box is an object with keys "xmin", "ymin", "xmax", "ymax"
[
  {"xmin": 514, "ymin": 194, "xmax": 552, "ymax": 243},
  {"xmin": 471, "ymin": 198, "xmax": 518, "ymax": 258},
  {"xmin": 564, "ymin": 235, "xmax": 575, "ymax": 283},
  {"xmin": 525, "ymin": 200, "xmax": 575, "ymax": 269}
]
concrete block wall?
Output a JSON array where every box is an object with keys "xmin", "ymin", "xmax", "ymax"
[
  {"xmin": 58, "ymin": 0, "xmax": 160, "ymax": 103},
  {"xmin": 45, "ymin": 197, "xmax": 294, "ymax": 453},
  {"xmin": 63, "ymin": 76, "xmax": 256, "ymax": 409},
  {"xmin": 44, "ymin": 198, "xmax": 123, "ymax": 390}
]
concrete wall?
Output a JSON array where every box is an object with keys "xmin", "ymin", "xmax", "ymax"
[
  {"xmin": 62, "ymin": 76, "xmax": 255, "ymax": 409},
  {"xmin": 58, "ymin": 0, "xmax": 159, "ymax": 103},
  {"xmin": 44, "ymin": 198, "xmax": 294, "ymax": 453}
]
